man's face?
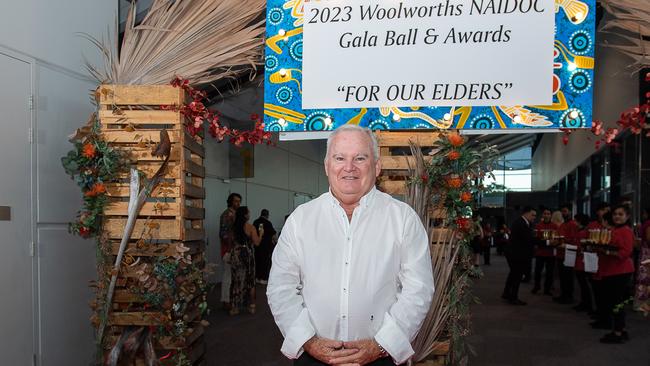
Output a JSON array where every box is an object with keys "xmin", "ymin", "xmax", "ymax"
[
  {"xmin": 542, "ymin": 210, "xmax": 551, "ymax": 222},
  {"xmin": 525, "ymin": 210, "xmax": 537, "ymax": 223},
  {"xmin": 325, "ymin": 131, "xmax": 380, "ymax": 205},
  {"xmin": 597, "ymin": 207, "xmax": 609, "ymax": 219},
  {"xmin": 561, "ymin": 207, "xmax": 570, "ymax": 220},
  {"xmin": 231, "ymin": 196, "xmax": 241, "ymax": 210}
]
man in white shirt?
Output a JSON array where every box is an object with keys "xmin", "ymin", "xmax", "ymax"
[{"xmin": 267, "ymin": 125, "xmax": 434, "ymax": 365}]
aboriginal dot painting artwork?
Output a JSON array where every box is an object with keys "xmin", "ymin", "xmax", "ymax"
[{"xmin": 264, "ymin": 0, "xmax": 595, "ymax": 131}]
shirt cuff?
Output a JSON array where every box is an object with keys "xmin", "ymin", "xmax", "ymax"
[
  {"xmin": 374, "ymin": 312, "xmax": 414, "ymax": 364},
  {"xmin": 280, "ymin": 308, "xmax": 316, "ymax": 359}
]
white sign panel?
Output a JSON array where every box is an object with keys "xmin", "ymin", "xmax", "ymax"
[{"xmin": 302, "ymin": 0, "xmax": 555, "ymax": 109}]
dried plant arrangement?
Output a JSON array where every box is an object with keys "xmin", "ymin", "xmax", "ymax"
[{"xmin": 84, "ymin": 0, "xmax": 266, "ymax": 86}]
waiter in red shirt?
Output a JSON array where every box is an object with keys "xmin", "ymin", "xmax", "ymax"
[
  {"xmin": 598, "ymin": 205, "xmax": 635, "ymax": 343},
  {"xmin": 573, "ymin": 214, "xmax": 592, "ymax": 312},
  {"xmin": 587, "ymin": 203, "xmax": 611, "ymax": 322},
  {"xmin": 554, "ymin": 204, "xmax": 579, "ymax": 304},
  {"xmin": 532, "ymin": 208, "xmax": 556, "ymax": 295}
]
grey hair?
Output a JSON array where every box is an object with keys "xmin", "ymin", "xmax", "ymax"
[{"xmin": 325, "ymin": 125, "xmax": 379, "ymax": 162}]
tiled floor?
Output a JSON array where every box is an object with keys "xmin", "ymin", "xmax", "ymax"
[{"xmin": 204, "ymin": 253, "xmax": 650, "ymax": 365}]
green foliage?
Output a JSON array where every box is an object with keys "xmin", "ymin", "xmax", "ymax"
[
  {"xmin": 61, "ymin": 117, "xmax": 124, "ymax": 238},
  {"xmin": 411, "ymin": 132, "xmax": 498, "ymax": 366}
]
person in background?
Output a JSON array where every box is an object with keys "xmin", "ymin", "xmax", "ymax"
[
  {"xmin": 502, "ymin": 206, "xmax": 536, "ymax": 305},
  {"xmin": 219, "ymin": 192, "xmax": 241, "ymax": 310},
  {"xmin": 587, "ymin": 203, "xmax": 611, "ymax": 319},
  {"xmin": 573, "ymin": 213, "xmax": 593, "ymax": 313},
  {"xmin": 471, "ymin": 213, "xmax": 485, "ymax": 268},
  {"xmin": 532, "ymin": 208, "xmax": 556, "ymax": 295},
  {"xmin": 495, "ymin": 223, "xmax": 510, "ymax": 256},
  {"xmin": 253, "ymin": 209, "xmax": 277, "ymax": 285},
  {"xmin": 230, "ymin": 206, "xmax": 263, "ymax": 315},
  {"xmin": 554, "ymin": 204, "xmax": 579, "ymax": 304},
  {"xmin": 482, "ymin": 223, "xmax": 494, "ymax": 266},
  {"xmin": 598, "ymin": 205, "xmax": 635, "ymax": 343},
  {"xmin": 588, "ymin": 203, "xmax": 610, "ymax": 231},
  {"xmin": 633, "ymin": 207, "xmax": 650, "ymax": 314}
]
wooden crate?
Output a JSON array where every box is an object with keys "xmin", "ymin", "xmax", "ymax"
[
  {"xmin": 415, "ymin": 340, "xmax": 450, "ymax": 366},
  {"xmin": 97, "ymin": 85, "xmax": 206, "ymax": 363},
  {"xmin": 376, "ymin": 130, "xmax": 439, "ymax": 196}
]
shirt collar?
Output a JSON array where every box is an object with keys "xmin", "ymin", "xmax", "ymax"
[{"xmin": 328, "ymin": 186, "xmax": 378, "ymax": 209}]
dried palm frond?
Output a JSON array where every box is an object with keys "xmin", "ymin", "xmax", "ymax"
[
  {"xmin": 85, "ymin": 0, "xmax": 266, "ymax": 85},
  {"xmin": 600, "ymin": 0, "xmax": 650, "ymax": 70},
  {"xmin": 405, "ymin": 143, "xmax": 460, "ymax": 364}
]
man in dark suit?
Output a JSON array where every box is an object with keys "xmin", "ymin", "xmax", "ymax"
[{"xmin": 502, "ymin": 206, "xmax": 537, "ymax": 305}]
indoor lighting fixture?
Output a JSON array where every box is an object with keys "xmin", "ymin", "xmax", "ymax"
[
  {"xmin": 567, "ymin": 62, "xmax": 577, "ymax": 71},
  {"xmin": 324, "ymin": 117, "xmax": 332, "ymax": 126},
  {"xmin": 278, "ymin": 118, "xmax": 287, "ymax": 127},
  {"xmin": 569, "ymin": 110, "xmax": 579, "ymax": 119},
  {"xmin": 392, "ymin": 114, "xmax": 401, "ymax": 121},
  {"xmin": 278, "ymin": 29, "xmax": 286, "ymax": 36},
  {"xmin": 443, "ymin": 113, "xmax": 451, "ymax": 121},
  {"xmin": 513, "ymin": 115, "xmax": 522, "ymax": 124},
  {"xmin": 279, "ymin": 68, "xmax": 287, "ymax": 77}
]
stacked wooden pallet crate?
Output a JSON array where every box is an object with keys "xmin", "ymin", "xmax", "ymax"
[
  {"xmin": 375, "ymin": 131, "xmax": 446, "ymax": 221},
  {"xmin": 98, "ymin": 85, "xmax": 206, "ymax": 365}
]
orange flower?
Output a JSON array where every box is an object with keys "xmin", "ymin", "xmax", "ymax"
[
  {"xmin": 447, "ymin": 133, "xmax": 464, "ymax": 147},
  {"xmin": 447, "ymin": 150, "xmax": 461, "ymax": 160},
  {"xmin": 82, "ymin": 143, "xmax": 97, "ymax": 158},
  {"xmin": 84, "ymin": 183, "xmax": 106, "ymax": 197},
  {"xmin": 460, "ymin": 191, "xmax": 472, "ymax": 202},
  {"xmin": 447, "ymin": 176, "xmax": 463, "ymax": 188}
]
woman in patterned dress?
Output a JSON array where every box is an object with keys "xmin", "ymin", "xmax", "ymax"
[{"xmin": 229, "ymin": 206, "xmax": 263, "ymax": 315}]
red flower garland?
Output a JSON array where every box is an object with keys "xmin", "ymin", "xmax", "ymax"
[{"xmin": 169, "ymin": 76, "xmax": 272, "ymax": 147}]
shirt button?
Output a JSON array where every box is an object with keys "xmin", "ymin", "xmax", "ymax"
[
  {"xmin": 342, "ymin": 315, "xmax": 347, "ymax": 319},
  {"xmin": 343, "ymin": 288, "xmax": 347, "ymax": 292}
]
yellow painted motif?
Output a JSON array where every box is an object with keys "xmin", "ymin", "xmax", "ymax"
[
  {"xmin": 266, "ymin": 27, "xmax": 303, "ymax": 55},
  {"xmin": 499, "ymin": 106, "xmax": 553, "ymax": 127},
  {"xmin": 532, "ymin": 90, "xmax": 569, "ymax": 111},
  {"xmin": 269, "ymin": 69, "xmax": 303, "ymax": 93},
  {"xmin": 555, "ymin": 40, "xmax": 594, "ymax": 69},
  {"xmin": 379, "ymin": 106, "xmax": 452, "ymax": 129},
  {"xmin": 555, "ymin": 0, "xmax": 589, "ymax": 24},
  {"xmin": 283, "ymin": 0, "xmax": 305, "ymax": 27},
  {"xmin": 264, "ymin": 103, "xmax": 306, "ymax": 124},
  {"xmin": 345, "ymin": 108, "xmax": 368, "ymax": 125}
]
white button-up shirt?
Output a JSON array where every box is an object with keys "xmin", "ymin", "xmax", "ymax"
[{"xmin": 267, "ymin": 187, "xmax": 434, "ymax": 364}]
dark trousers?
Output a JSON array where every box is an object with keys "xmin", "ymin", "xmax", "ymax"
[
  {"xmin": 591, "ymin": 278, "xmax": 608, "ymax": 323},
  {"xmin": 503, "ymin": 256, "xmax": 528, "ymax": 300},
  {"xmin": 533, "ymin": 256, "xmax": 555, "ymax": 292},
  {"xmin": 295, "ymin": 353, "xmax": 395, "ymax": 365},
  {"xmin": 254, "ymin": 242, "xmax": 272, "ymax": 281},
  {"xmin": 483, "ymin": 246, "xmax": 491, "ymax": 265},
  {"xmin": 601, "ymin": 274, "xmax": 632, "ymax": 332},
  {"xmin": 522, "ymin": 258, "xmax": 532, "ymax": 282},
  {"xmin": 558, "ymin": 260, "xmax": 574, "ymax": 300},
  {"xmin": 575, "ymin": 271, "xmax": 593, "ymax": 310}
]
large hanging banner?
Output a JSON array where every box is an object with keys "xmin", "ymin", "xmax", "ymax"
[{"xmin": 264, "ymin": 0, "xmax": 595, "ymax": 131}]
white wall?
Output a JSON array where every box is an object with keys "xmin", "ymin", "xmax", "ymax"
[
  {"xmin": 204, "ymin": 86, "xmax": 329, "ymax": 282},
  {"xmin": 532, "ymin": 31, "xmax": 640, "ymax": 191},
  {"xmin": 0, "ymin": 1, "xmax": 116, "ymax": 365}
]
